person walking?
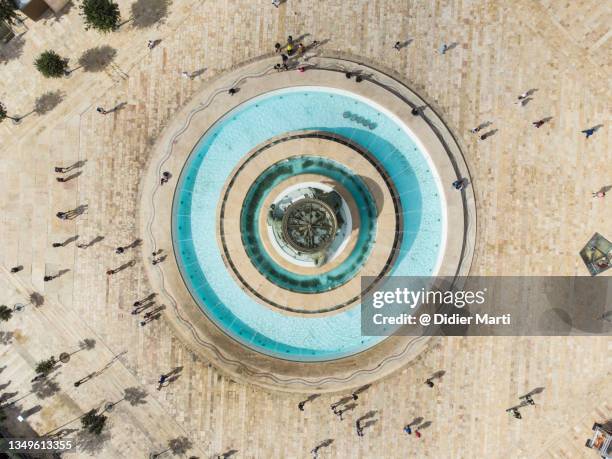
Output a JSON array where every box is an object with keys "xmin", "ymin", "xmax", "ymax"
[
  {"xmin": 115, "ymin": 247, "xmax": 125, "ymax": 254},
  {"xmin": 274, "ymin": 42, "xmax": 281, "ymax": 53},
  {"xmin": 532, "ymin": 119, "xmax": 547, "ymax": 128},
  {"xmin": 52, "ymin": 242, "xmax": 63, "ymax": 248},
  {"xmin": 415, "ymin": 430, "xmax": 422, "ymax": 438},
  {"xmin": 147, "ymin": 40, "xmax": 155, "ymax": 50},
  {"xmin": 403, "ymin": 424, "xmax": 412, "ymax": 435},
  {"xmin": 272, "ymin": 0, "xmax": 280, "ymax": 7},
  {"xmin": 425, "ymin": 378, "xmax": 434, "ymax": 388},
  {"xmin": 54, "ymin": 166, "xmax": 68, "ymax": 173},
  {"xmin": 470, "ymin": 125, "xmax": 484, "ymax": 133},
  {"xmin": 298, "ymin": 401, "xmax": 305, "ymax": 411},
  {"xmin": 96, "ymin": 107, "xmax": 108, "ymax": 115},
  {"xmin": 157, "ymin": 374, "xmax": 167, "ymax": 390},
  {"xmin": 56, "ymin": 212, "xmax": 68, "ymax": 220},
  {"xmin": 439, "ymin": 43, "xmax": 448, "ymax": 54},
  {"xmin": 43, "ymin": 275, "xmax": 53, "ymax": 282},
  {"xmin": 452, "ymin": 179, "xmax": 466, "ymax": 190},
  {"xmin": 394, "ymin": 41, "xmax": 401, "ymax": 51},
  {"xmin": 582, "ymin": 127, "xmax": 596, "ymax": 138},
  {"xmin": 592, "ymin": 190, "xmax": 606, "ymax": 198}
]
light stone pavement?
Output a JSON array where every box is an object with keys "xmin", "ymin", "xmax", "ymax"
[{"xmin": 0, "ymin": 1, "xmax": 610, "ymax": 458}]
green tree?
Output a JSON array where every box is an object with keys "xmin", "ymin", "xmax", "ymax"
[
  {"xmin": 34, "ymin": 50, "xmax": 68, "ymax": 78},
  {"xmin": 0, "ymin": 305, "xmax": 12, "ymax": 322},
  {"xmin": 0, "ymin": 0, "xmax": 20, "ymax": 26},
  {"xmin": 34, "ymin": 356, "xmax": 57, "ymax": 376},
  {"xmin": 81, "ymin": 409, "xmax": 107, "ymax": 435},
  {"xmin": 80, "ymin": 0, "xmax": 121, "ymax": 33}
]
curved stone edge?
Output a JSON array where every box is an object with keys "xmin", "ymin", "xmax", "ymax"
[{"xmin": 138, "ymin": 54, "xmax": 476, "ymax": 393}]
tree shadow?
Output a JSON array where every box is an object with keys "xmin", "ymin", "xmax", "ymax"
[
  {"xmin": 34, "ymin": 90, "xmax": 65, "ymax": 115},
  {"xmin": 131, "ymin": 0, "xmax": 172, "ymax": 28},
  {"xmin": 75, "ymin": 428, "xmax": 111, "ymax": 455},
  {"xmin": 78, "ymin": 45, "xmax": 117, "ymax": 72},
  {"xmin": 0, "ymin": 33, "xmax": 25, "ymax": 65},
  {"xmin": 29, "ymin": 292, "xmax": 44, "ymax": 307},
  {"xmin": 31, "ymin": 374, "xmax": 61, "ymax": 399},
  {"xmin": 168, "ymin": 436, "xmax": 192, "ymax": 455},
  {"xmin": 0, "ymin": 331, "xmax": 14, "ymax": 345},
  {"xmin": 121, "ymin": 386, "xmax": 148, "ymax": 406}
]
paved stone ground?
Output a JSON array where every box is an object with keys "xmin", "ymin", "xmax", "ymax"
[{"xmin": 0, "ymin": 1, "xmax": 610, "ymax": 458}]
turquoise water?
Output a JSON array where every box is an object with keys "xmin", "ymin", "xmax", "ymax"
[
  {"xmin": 239, "ymin": 155, "xmax": 377, "ymax": 294},
  {"xmin": 173, "ymin": 87, "xmax": 445, "ymax": 361}
]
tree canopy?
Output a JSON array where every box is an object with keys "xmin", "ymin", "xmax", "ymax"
[
  {"xmin": 80, "ymin": 0, "xmax": 121, "ymax": 33},
  {"xmin": 0, "ymin": 0, "xmax": 20, "ymax": 26},
  {"xmin": 0, "ymin": 305, "xmax": 12, "ymax": 321},
  {"xmin": 81, "ymin": 409, "xmax": 107, "ymax": 435},
  {"xmin": 34, "ymin": 50, "xmax": 68, "ymax": 78}
]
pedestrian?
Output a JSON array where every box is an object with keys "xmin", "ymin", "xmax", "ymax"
[
  {"xmin": 394, "ymin": 41, "xmax": 401, "ymax": 51},
  {"xmin": 517, "ymin": 91, "xmax": 529, "ymax": 100},
  {"xmin": 52, "ymin": 242, "xmax": 62, "ymax": 248},
  {"xmin": 582, "ymin": 127, "xmax": 596, "ymax": 138},
  {"xmin": 479, "ymin": 132, "xmax": 490, "ymax": 141},
  {"xmin": 297, "ymin": 43, "xmax": 305, "ymax": 55},
  {"xmin": 470, "ymin": 125, "xmax": 483, "ymax": 133},
  {"xmin": 297, "ymin": 66, "xmax": 305, "ymax": 73},
  {"xmin": 181, "ymin": 71, "xmax": 192, "ymax": 79},
  {"xmin": 147, "ymin": 40, "xmax": 155, "ymax": 50},
  {"xmin": 510, "ymin": 408, "xmax": 521, "ymax": 419},
  {"xmin": 54, "ymin": 167, "xmax": 67, "ymax": 173},
  {"xmin": 56, "ymin": 212, "xmax": 67, "ymax": 220},
  {"xmin": 275, "ymin": 42, "xmax": 281, "ymax": 53},
  {"xmin": 106, "ymin": 269, "xmax": 115, "ymax": 276},
  {"xmin": 287, "ymin": 35, "xmax": 293, "ymax": 45},
  {"xmin": 228, "ymin": 88, "xmax": 237, "ymax": 96},
  {"xmin": 452, "ymin": 179, "xmax": 466, "ymax": 190},
  {"xmin": 286, "ymin": 43, "xmax": 294, "ymax": 55},
  {"xmin": 272, "ymin": 0, "xmax": 280, "ymax": 7},
  {"xmin": 411, "ymin": 107, "xmax": 419, "ymax": 116},
  {"xmin": 439, "ymin": 43, "xmax": 448, "ymax": 54},
  {"xmin": 592, "ymin": 191, "xmax": 606, "ymax": 198},
  {"xmin": 115, "ymin": 247, "xmax": 125, "ymax": 254},
  {"xmin": 415, "ymin": 430, "xmax": 422, "ymax": 438},
  {"xmin": 521, "ymin": 394, "xmax": 535, "ymax": 405},
  {"xmin": 56, "ymin": 177, "xmax": 67, "ymax": 183},
  {"xmin": 10, "ymin": 266, "xmax": 22, "ymax": 273},
  {"xmin": 311, "ymin": 446, "xmax": 319, "ymax": 459},
  {"xmin": 425, "ymin": 378, "xmax": 434, "ymax": 388},
  {"xmin": 96, "ymin": 107, "xmax": 108, "ymax": 115},
  {"xmin": 532, "ymin": 119, "xmax": 546, "ymax": 128},
  {"xmin": 311, "ymin": 40, "xmax": 319, "ymax": 48},
  {"xmin": 345, "ymin": 72, "xmax": 352, "ymax": 79},
  {"xmin": 403, "ymin": 424, "xmax": 412, "ymax": 435},
  {"xmin": 351, "ymin": 393, "xmax": 358, "ymax": 401},
  {"xmin": 355, "ymin": 75, "xmax": 363, "ymax": 83},
  {"xmin": 298, "ymin": 401, "xmax": 305, "ymax": 411},
  {"xmin": 281, "ymin": 53, "xmax": 288, "ymax": 64},
  {"xmin": 43, "ymin": 275, "xmax": 52, "ymax": 282}
]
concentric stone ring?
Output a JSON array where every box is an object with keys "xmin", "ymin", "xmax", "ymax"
[{"xmin": 141, "ymin": 56, "xmax": 475, "ymax": 392}]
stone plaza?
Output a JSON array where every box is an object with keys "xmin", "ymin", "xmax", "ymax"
[{"xmin": 0, "ymin": 0, "xmax": 610, "ymax": 458}]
